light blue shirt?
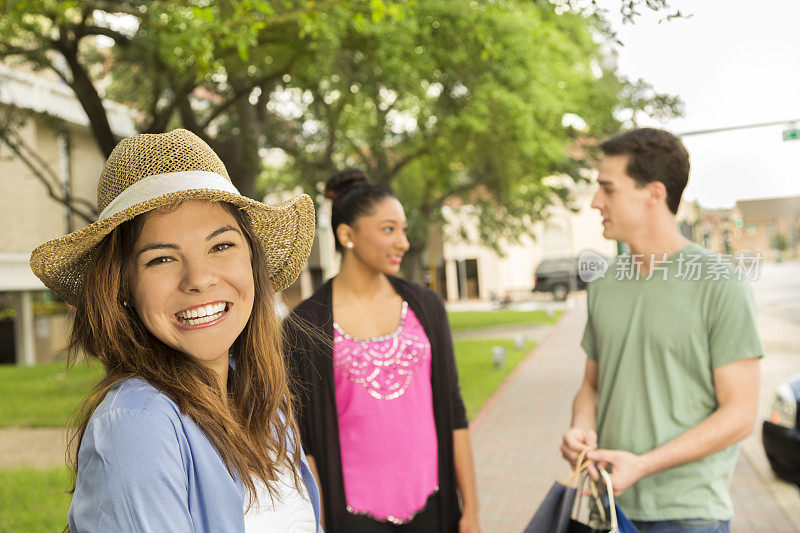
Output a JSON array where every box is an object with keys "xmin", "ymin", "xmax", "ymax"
[{"xmin": 68, "ymin": 378, "xmax": 323, "ymax": 532}]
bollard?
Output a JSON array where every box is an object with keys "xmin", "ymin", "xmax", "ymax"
[
  {"xmin": 492, "ymin": 345, "xmax": 507, "ymax": 369},
  {"xmin": 514, "ymin": 333, "xmax": 526, "ymax": 351}
]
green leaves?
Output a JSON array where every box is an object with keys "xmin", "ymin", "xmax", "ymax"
[
  {"xmin": 267, "ymin": 0, "xmax": 627, "ymax": 255},
  {"xmin": 0, "ymin": 0, "xmax": 680, "ymax": 258}
]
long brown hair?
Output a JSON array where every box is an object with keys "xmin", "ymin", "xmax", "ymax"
[{"xmin": 66, "ymin": 201, "xmax": 301, "ymax": 507}]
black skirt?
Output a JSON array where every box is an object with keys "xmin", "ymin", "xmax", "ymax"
[{"xmin": 343, "ymin": 493, "xmax": 458, "ymax": 533}]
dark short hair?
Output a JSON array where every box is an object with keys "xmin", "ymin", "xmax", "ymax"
[
  {"xmin": 600, "ymin": 128, "xmax": 690, "ymax": 214},
  {"xmin": 324, "ymin": 168, "xmax": 396, "ymax": 251}
]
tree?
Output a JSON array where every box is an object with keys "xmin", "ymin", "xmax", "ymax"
[
  {"xmin": 770, "ymin": 232, "xmax": 788, "ymax": 262},
  {"xmin": 0, "ymin": 0, "xmax": 372, "ymax": 198},
  {"xmin": 617, "ymin": 78, "xmax": 684, "ymax": 128},
  {"xmin": 263, "ymin": 0, "xmax": 626, "ymax": 263},
  {"xmin": 1, "ymin": 0, "xmax": 683, "ymax": 272}
]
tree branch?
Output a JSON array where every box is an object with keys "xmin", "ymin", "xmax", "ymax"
[
  {"xmin": 387, "ymin": 144, "xmax": 429, "ymax": 180},
  {"xmin": 342, "ymin": 132, "xmax": 373, "ymax": 173},
  {"xmin": 0, "ymin": 124, "xmax": 97, "ymax": 224},
  {"xmin": 82, "ymin": 1, "xmax": 144, "ymax": 18},
  {"xmin": 0, "ymin": 42, "xmax": 52, "ymax": 62},
  {"xmin": 52, "ymin": 28, "xmax": 117, "ymax": 157},
  {"xmin": 74, "ymin": 25, "xmax": 132, "ymax": 46},
  {"xmin": 312, "ymin": 90, "xmax": 342, "ymax": 174},
  {"xmin": 199, "ymin": 54, "xmax": 300, "ymax": 131},
  {"xmin": 144, "ymin": 77, "xmax": 196, "ymax": 134}
]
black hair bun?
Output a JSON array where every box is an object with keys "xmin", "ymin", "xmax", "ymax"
[{"xmin": 324, "ymin": 168, "xmax": 369, "ymax": 201}]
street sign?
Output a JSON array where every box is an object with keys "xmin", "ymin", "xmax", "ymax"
[{"xmin": 783, "ymin": 128, "xmax": 800, "ymax": 141}]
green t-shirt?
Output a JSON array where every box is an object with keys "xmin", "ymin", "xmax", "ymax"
[{"xmin": 581, "ymin": 244, "xmax": 763, "ymax": 521}]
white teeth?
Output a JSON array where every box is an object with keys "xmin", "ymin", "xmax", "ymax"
[
  {"xmin": 176, "ymin": 302, "xmax": 227, "ymax": 322},
  {"xmin": 176, "ymin": 303, "xmax": 227, "ymax": 325}
]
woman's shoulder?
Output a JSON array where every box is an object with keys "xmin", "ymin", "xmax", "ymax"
[
  {"xmin": 90, "ymin": 377, "xmax": 182, "ymax": 426},
  {"xmin": 76, "ymin": 379, "xmax": 190, "ymax": 476}
]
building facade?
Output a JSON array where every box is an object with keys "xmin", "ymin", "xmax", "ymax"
[
  {"xmin": 0, "ymin": 64, "xmax": 135, "ymax": 364},
  {"xmin": 732, "ymin": 195, "xmax": 800, "ymax": 261},
  {"xmin": 431, "ymin": 179, "xmax": 616, "ymax": 303}
]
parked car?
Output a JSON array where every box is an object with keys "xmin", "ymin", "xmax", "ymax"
[
  {"xmin": 532, "ymin": 257, "xmax": 587, "ymax": 301},
  {"xmin": 762, "ymin": 373, "xmax": 800, "ymax": 488}
]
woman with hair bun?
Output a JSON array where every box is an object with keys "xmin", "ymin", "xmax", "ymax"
[{"xmin": 284, "ymin": 168, "xmax": 481, "ymax": 532}]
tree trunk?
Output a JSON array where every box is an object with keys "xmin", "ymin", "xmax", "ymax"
[{"xmin": 58, "ymin": 38, "xmax": 117, "ymax": 157}]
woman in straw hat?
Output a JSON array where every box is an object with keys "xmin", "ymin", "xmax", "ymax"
[
  {"xmin": 30, "ymin": 129, "xmax": 323, "ymax": 532},
  {"xmin": 283, "ymin": 169, "xmax": 480, "ymax": 533}
]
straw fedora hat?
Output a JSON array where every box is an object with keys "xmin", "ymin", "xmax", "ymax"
[{"xmin": 30, "ymin": 129, "xmax": 315, "ymax": 306}]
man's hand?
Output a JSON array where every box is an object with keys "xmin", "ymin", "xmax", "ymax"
[
  {"xmin": 561, "ymin": 427, "xmax": 598, "ymax": 467},
  {"xmin": 586, "ymin": 449, "xmax": 649, "ymax": 497}
]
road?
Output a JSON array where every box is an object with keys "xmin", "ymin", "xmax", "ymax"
[
  {"xmin": 739, "ymin": 259, "xmax": 800, "ymax": 529},
  {"xmin": 751, "ymin": 259, "xmax": 800, "ymax": 328},
  {"xmin": 469, "ymin": 259, "xmax": 800, "ymax": 532}
]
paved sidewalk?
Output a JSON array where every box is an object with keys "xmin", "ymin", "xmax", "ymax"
[
  {"xmin": 452, "ymin": 323, "xmax": 553, "ymax": 342},
  {"xmin": 0, "ymin": 427, "xmax": 67, "ymax": 469},
  {"xmin": 470, "ymin": 301, "xmax": 799, "ymax": 533}
]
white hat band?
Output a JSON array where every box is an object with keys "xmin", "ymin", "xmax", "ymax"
[{"xmin": 99, "ymin": 170, "xmax": 240, "ymax": 220}]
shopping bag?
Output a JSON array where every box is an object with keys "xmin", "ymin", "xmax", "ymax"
[
  {"xmin": 568, "ymin": 469, "xmax": 638, "ymax": 533},
  {"xmin": 613, "ymin": 502, "xmax": 638, "ymax": 533},
  {"xmin": 521, "ymin": 481, "xmax": 576, "ymax": 533},
  {"xmin": 522, "ymin": 450, "xmax": 589, "ymax": 533}
]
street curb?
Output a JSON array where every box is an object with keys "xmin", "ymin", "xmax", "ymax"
[{"xmin": 469, "ymin": 308, "xmax": 571, "ymax": 432}]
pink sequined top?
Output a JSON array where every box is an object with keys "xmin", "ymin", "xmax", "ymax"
[{"xmin": 332, "ymin": 302, "xmax": 439, "ymax": 524}]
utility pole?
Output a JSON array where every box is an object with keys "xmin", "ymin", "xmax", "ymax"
[{"xmin": 679, "ymin": 118, "xmax": 800, "ymax": 140}]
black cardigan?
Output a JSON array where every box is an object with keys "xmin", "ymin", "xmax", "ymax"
[{"xmin": 284, "ymin": 276, "xmax": 468, "ymax": 533}]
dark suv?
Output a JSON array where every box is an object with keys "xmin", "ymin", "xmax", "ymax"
[
  {"xmin": 532, "ymin": 257, "xmax": 587, "ymax": 301},
  {"xmin": 763, "ymin": 374, "xmax": 800, "ymax": 487}
]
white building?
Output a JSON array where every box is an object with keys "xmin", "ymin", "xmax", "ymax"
[
  {"xmin": 0, "ymin": 64, "xmax": 135, "ymax": 365},
  {"xmin": 437, "ymin": 178, "xmax": 616, "ymax": 302},
  {"xmin": 307, "ymin": 177, "xmax": 617, "ymax": 305}
]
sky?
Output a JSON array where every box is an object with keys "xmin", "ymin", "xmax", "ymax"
[{"xmin": 598, "ymin": 0, "xmax": 800, "ymax": 208}]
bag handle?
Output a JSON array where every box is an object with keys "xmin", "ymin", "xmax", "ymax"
[
  {"xmin": 598, "ymin": 468, "xmax": 619, "ymax": 531},
  {"xmin": 564, "ymin": 448, "xmax": 592, "ymax": 488},
  {"xmin": 571, "ymin": 468, "xmax": 619, "ymax": 532}
]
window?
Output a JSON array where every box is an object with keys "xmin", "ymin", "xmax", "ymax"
[{"xmin": 456, "ymin": 258, "xmax": 480, "ymax": 300}]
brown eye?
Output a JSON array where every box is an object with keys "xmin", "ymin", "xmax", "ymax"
[
  {"xmin": 211, "ymin": 242, "xmax": 235, "ymax": 252},
  {"xmin": 146, "ymin": 256, "xmax": 173, "ymax": 267}
]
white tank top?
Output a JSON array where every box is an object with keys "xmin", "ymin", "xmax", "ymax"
[{"xmin": 243, "ymin": 464, "xmax": 316, "ymax": 532}]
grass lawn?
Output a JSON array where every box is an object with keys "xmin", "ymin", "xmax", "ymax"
[
  {"xmin": 0, "ymin": 332, "xmax": 546, "ymax": 529},
  {"xmin": 454, "ymin": 337, "xmax": 536, "ymax": 419},
  {"xmin": 0, "ymin": 335, "xmax": 544, "ymax": 428},
  {"xmin": 447, "ymin": 309, "xmax": 561, "ymax": 331},
  {"xmin": 0, "ymin": 361, "xmax": 102, "ymax": 427},
  {"xmin": 0, "ymin": 467, "xmax": 71, "ymax": 532}
]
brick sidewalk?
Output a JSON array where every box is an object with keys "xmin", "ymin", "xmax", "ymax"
[{"xmin": 470, "ymin": 303, "xmax": 798, "ymax": 532}]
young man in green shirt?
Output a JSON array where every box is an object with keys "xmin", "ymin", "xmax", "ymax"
[{"xmin": 561, "ymin": 128, "xmax": 763, "ymax": 533}]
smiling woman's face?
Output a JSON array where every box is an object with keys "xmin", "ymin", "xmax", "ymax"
[{"xmin": 127, "ymin": 200, "xmax": 254, "ymax": 373}]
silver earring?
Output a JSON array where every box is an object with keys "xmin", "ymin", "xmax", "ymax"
[{"xmin": 346, "ymin": 242, "xmax": 354, "ymax": 249}]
